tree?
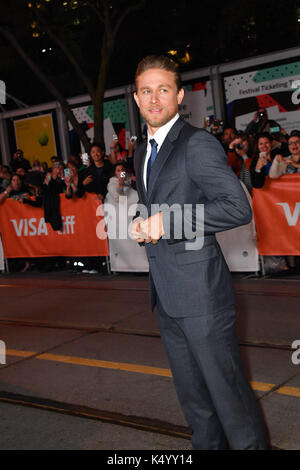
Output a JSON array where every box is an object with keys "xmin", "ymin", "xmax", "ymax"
[{"xmin": 0, "ymin": 0, "xmax": 145, "ymax": 150}]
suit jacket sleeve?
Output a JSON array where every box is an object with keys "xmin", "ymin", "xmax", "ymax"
[{"xmin": 162, "ymin": 131, "xmax": 252, "ymax": 241}]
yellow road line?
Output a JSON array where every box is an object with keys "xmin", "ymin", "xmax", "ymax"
[
  {"xmin": 5, "ymin": 349, "xmax": 300, "ymax": 398},
  {"xmin": 6, "ymin": 349, "xmax": 172, "ymax": 377},
  {"xmin": 276, "ymin": 386, "xmax": 300, "ymax": 398},
  {"xmin": 6, "ymin": 349, "xmax": 36, "ymax": 358},
  {"xmin": 249, "ymin": 381, "xmax": 274, "ymax": 392},
  {"xmin": 38, "ymin": 353, "xmax": 173, "ymax": 377}
]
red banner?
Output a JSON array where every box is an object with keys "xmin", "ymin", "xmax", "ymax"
[
  {"xmin": 253, "ymin": 174, "xmax": 300, "ymax": 255},
  {"xmin": 0, "ymin": 193, "xmax": 109, "ymax": 258}
]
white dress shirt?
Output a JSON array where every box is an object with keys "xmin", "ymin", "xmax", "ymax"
[{"xmin": 143, "ymin": 113, "xmax": 180, "ymax": 189}]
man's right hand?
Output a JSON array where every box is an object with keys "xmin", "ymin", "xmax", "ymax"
[
  {"xmin": 83, "ymin": 175, "xmax": 93, "ymax": 186},
  {"xmin": 131, "ymin": 217, "xmax": 146, "ymax": 243}
]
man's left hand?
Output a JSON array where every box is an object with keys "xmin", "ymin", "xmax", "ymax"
[{"xmin": 139, "ymin": 212, "xmax": 164, "ymax": 244}]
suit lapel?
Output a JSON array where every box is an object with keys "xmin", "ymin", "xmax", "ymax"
[
  {"xmin": 134, "ymin": 141, "xmax": 147, "ymax": 204},
  {"xmin": 147, "ymin": 117, "xmax": 185, "ymax": 201}
]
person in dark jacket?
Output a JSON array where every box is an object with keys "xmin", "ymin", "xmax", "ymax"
[
  {"xmin": 75, "ymin": 143, "xmax": 111, "ymax": 274},
  {"xmin": 246, "ymin": 108, "xmax": 280, "ymax": 137},
  {"xmin": 76, "ymin": 143, "xmax": 111, "ymax": 202},
  {"xmin": 250, "ymin": 133, "xmax": 276, "ymax": 188},
  {"xmin": 43, "ymin": 162, "xmax": 66, "ymax": 231},
  {"xmin": 10, "ymin": 149, "xmax": 31, "ymax": 173}
]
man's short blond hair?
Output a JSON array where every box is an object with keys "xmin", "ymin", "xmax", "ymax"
[{"xmin": 135, "ymin": 55, "xmax": 182, "ymax": 92}]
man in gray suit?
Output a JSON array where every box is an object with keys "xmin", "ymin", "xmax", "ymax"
[{"xmin": 131, "ymin": 55, "xmax": 267, "ymax": 450}]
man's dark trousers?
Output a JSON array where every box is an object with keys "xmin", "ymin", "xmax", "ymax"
[
  {"xmin": 158, "ymin": 303, "xmax": 266, "ymax": 450},
  {"xmin": 157, "ymin": 300, "xmax": 267, "ymax": 450}
]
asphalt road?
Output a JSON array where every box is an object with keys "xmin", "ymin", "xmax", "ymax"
[{"xmin": 0, "ymin": 271, "xmax": 299, "ymax": 450}]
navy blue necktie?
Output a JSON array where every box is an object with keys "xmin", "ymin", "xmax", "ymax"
[{"xmin": 147, "ymin": 139, "xmax": 158, "ymax": 188}]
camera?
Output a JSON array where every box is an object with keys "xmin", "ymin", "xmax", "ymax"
[
  {"xmin": 81, "ymin": 153, "xmax": 89, "ymax": 165},
  {"xmin": 113, "ymin": 134, "xmax": 118, "ymax": 141},
  {"xmin": 235, "ymin": 143, "xmax": 244, "ymax": 150},
  {"xmin": 120, "ymin": 171, "xmax": 126, "ymax": 178},
  {"xmin": 130, "ymin": 136, "xmax": 137, "ymax": 143},
  {"xmin": 64, "ymin": 168, "xmax": 71, "ymax": 179}
]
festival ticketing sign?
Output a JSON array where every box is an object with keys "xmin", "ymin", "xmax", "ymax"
[{"xmin": 224, "ymin": 61, "xmax": 300, "ymax": 134}]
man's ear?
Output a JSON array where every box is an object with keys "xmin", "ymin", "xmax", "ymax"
[
  {"xmin": 134, "ymin": 92, "xmax": 140, "ymax": 109},
  {"xmin": 177, "ymin": 88, "xmax": 184, "ymax": 105}
]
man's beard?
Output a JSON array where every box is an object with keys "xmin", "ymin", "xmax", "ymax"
[{"xmin": 142, "ymin": 109, "xmax": 176, "ymax": 130}]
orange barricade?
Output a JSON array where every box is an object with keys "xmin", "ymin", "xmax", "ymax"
[
  {"xmin": 0, "ymin": 193, "xmax": 109, "ymax": 258},
  {"xmin": 253, "ymin": 174, "xmax": 300, "ymax": 255}
]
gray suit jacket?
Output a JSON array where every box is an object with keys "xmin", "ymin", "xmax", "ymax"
[{"xmin": 134, "ymin": 117, "xmax": 252, "ymax": 317}]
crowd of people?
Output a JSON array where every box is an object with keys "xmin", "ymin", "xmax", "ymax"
[
  {"xmin": 207, "ymin": 108, "xmax": 300, "ymax": 196},
  {"xmin": 0, "ymin": 106, "xmax": 299, "ymax": 274},
  {"xmin": 0, "ymin": 138, "xmax": 137, "ymax": 273},
  {"xmin": 207, "ymin": 107, "xmax": 300, "ymax": 274}
]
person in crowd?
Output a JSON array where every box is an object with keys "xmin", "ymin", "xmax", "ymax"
[
  {"xmin": 269, "ymin": 131, "xmax": 300, "ymax": 275},
  {"xmin": 74, "ymin": 143, "xmax": 111, "ymax": 274},
  {"xmin": 0, "ymin": 173, "xmax": 27, "ymax": 204},
  {"xmin": 227, "ymin": 132, "xmax": 253, "ymax": 196},
  {"xmin": 64, "ymin": 161, "xmax": 79, "ymax": 199},
  {"xmin": 15, "ymin": 166, "xmax": 27, "ymax": 177},
  {"xmin": 0, "ymin": 165, "xmax": 12, "ymax": 192},
  {"xmin": 221, "ymin": 127, "xmax": 237, "ymax": 151},
  {"xmin": 21, "ymin": 172, "xmax": 44, "ymax": 208},
  {"xmin": 250, "ymin": 133, "xmax": 275, "ymax": 188},
  {"xmin": 41, "ymin": 161, "xmax": 48, "ymax": 173},
  {"xmin": 269, "ymin": 132, "xmax": 300, "ymax": 178},
  {"xmin": 246, "ymin": 108, "xmax": 280, "ymax": 137},
  {"xmin": 250, "ymin": 132, "xmax": 297, "ymax": 275},
  {"xmin": 46, "ymin": 161, "xmax": 66, "ymax": 192},
  {"xmin": 43, "ymin": 161, "xmax": 66, "ymax": 231},
  {"xmin": 270, "ymin": 129, "xmax": 289, "ymax": 157},
  {"xmin": 109, "ymin": 137, "xmax": 136, "ymax": 165},
  {"xmin": 107, "ymin": 163, "xmax": 132, "ymax": 202},
  {"xmin": 10, "ymin": 149, "xmax": 31, "ymax": 173},
  {"xmin": 69, "ymin": 154, "xmax": 85, "ymax": 172},
  {"xmin": 109, "ymin": 139, "xmax": 128, "ymax": 164},
  {"xmin": 204, "ymin": 118, "xmax": 223, "ymax": 141},
  {"xmin": 76, "ymin": 142, "xmax": 111, "ymax": 202},
  {"xmin": 0, "ymin": 173, "xmax": 34, "ymax": 273},
  {"xmin": 50, "ymin": 155, "xmax": 59, "ymax": 166},
  {"xmin": 31, "ymin": 159, "xmax": 42, "ymax": 172}
]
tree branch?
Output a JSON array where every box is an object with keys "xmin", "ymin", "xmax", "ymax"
[
  {"xmin": 102, "ymin": 0, "xmax": 113, "ymax": 38},
  {"xmin": 113, "ymin": 1, "xmax": 145, "ymax": 37},
  {"xmin": 32, "ymin": 6, "xmax": 96, "ymax": 102},
  {"xmin": 0, "ymin": 27, "xmax": 90, "ymax": 151},
  {"xmin": 85, "ymin": 0, "xmax": 105, "ymax": 23}
]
